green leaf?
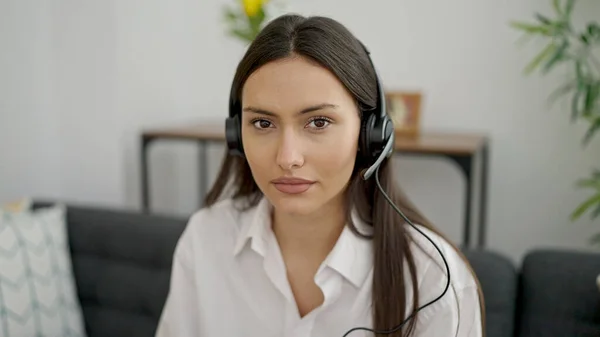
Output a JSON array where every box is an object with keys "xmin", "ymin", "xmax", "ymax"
[
  {"xmin": 571, "ymin": 89, "xmax": 582, "ymax": 122},
  {"xmin": 570, "ymin": 61, "xmax": 587, "ymax": 121},
  {"xmin": 548, "ymin": 80, "xmax": 577, "ymax": 105},
  {"xmin": 515, "ymin": 31, "xmax": 536, "ymax": 47},
  {"xmin": 525, "ymin": 42, "xmax": 557, "ymax": 74},
  {"xmin": 258, "ymin": 5, "xmax": 266, "ymax": 23},
  {"xmin": 553, "ymin": 0, "xmax": 562, "ymax": 14},
  {"xmin": 578, "ymin": 23, "xmax": 600, "ymax": 45},
  {"xmin": 247, "ymin": 6, "xmax": 265, "ymax": 35},
  {"xmin": 510, "ymin": 21, "xmax": 553, "ymax": 36},
  {"xmin": 571, "ymin": 193, "xmax": 600, "ymax": 221},
  {"xmin": 224, "ymin": 6, "xmax": 239, "ymax": 21},
  {"xmin": 230, "ymin": 27, "xmax": 255, "ymax": 42},
  {"xmin": 591, "ymin": 201, "xmax": 600, "ymax": 219},
  {"xmin": 582, "ymin": 117, "xmax": 600, "ymax": 146},
  {"xmin": 543, "ymin": 39, "xmax": 569, "ymax": 73},
  {"xmin": 593, "ymin": 24, "xmax": 600, "ymax": 40},
  {"xmin": 575, "ymin": 59, "xmax": 584, "ymax": 80},
  {"xmin": 576, "ymin": 177, "xmax": 600, "ymax": 190},
  {"xmin": 535, "ymin": 13, "xmax": 552, "ymax": 25},
  {"xmin": 584, "ymin": 23, "xmax": 600, "ymax": 43},
  {"xmin": 565, "ymin": 0, "xmax": 575, "ymax": 17},
  {"xmin": 583, "ymin": 83, "xmax": 599, "ymax": 116}
]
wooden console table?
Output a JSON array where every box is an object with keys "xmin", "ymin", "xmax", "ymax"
[{"xmin": 140, "ymin": 122, "xmax": 490, "ymax": 249}]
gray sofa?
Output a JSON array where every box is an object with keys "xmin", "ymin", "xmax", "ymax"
[{"xmin": 34, "ymin": 202, "xmax": 600, "ymax": 337}]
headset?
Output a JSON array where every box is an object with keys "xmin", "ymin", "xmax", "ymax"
[{"xmin": 225, "ymin": 41, "xmax": 451, "ymax": 337}]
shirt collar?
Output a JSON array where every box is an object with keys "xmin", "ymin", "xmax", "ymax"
[
  {"xmin": 232, "ymin": 196, "xmax": 273, "ymax": 257},
  {"xmin": 232, "ymin": 196, "xmax": 374, "ymax": 288}
]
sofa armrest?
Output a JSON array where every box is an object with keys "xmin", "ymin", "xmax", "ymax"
[{"xmin": 516, "ymin": 249, "xmax": 600, "ymax": 337}]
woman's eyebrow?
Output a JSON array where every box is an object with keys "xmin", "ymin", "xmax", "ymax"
[{"xmin": 242, "ymin": 103, "xmax": 339, "ymax": 116}]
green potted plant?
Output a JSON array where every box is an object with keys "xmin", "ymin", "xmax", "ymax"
[
  {"xmin": 223, "ymin": 0, "xmax": 284, "ymax": 44},
  {"xmin": 511, "ymin": 0, "xmax": 600, "ymax": 246}
]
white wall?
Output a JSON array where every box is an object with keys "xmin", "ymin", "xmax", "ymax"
[
  {"xmin": 1, "ymin": 0, "xmax": 599, "ymax": 263},
  {"xmin": 0, "ymin": 1, "xmax": 61, "ymax": 200}
]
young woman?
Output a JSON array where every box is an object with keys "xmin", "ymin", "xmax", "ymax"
[{"xmin": 155, "ymin": 13, "xmax": 485, "ymax": 337}]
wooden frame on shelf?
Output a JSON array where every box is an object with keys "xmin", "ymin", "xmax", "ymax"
[{"xmin": 385, "ymin": 91, "xmax": 422, "ymax": 138}]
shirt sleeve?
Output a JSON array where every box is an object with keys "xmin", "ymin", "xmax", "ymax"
[
  {"xmin": 412, "ymin": 285, "xmax": 483, "ymax": 337},
  {"xmin": 155, "ymin": 227, "xmax": 200, "ymax": 337}
]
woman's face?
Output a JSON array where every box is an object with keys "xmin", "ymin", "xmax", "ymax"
[{"xmin": 241, "ymin": 56, "xmax": 362, "ymax": 216}]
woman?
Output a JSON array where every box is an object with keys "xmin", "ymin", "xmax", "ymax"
[{"xmin": 155, "ymin": 13, "xmax": 484, "ymax": 337}]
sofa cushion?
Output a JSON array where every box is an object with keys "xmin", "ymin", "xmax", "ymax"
[
  {"xmin": 0, "ymin": 203, "xmax": 87, "ymax": 337},
  {"xmin": 516, "ymin": 249, "xmax": 600, "ymax": 337},
  {"xmin": 463, "ymin": 249, "xmax": 518, "ymax": 337},
  {"xmin": 34, "ymin": 202, "xmax": 187, "ymax": 337}
]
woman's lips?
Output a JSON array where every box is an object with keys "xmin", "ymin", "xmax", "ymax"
[{"xmin": 271, "ymin": 177, "xmax": 315, "ymax": 194}]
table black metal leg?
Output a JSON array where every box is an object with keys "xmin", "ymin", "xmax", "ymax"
[
  {"xmin": 141, "ymin": 136, "xmax": 153, "ymax": 212},
  {"xmin": 198, "ymin": 141, "xmax": 208, "ymax": 207},
  {"xmin": 477, "ymin": 141, "xmax": 489, "ymax": 248},
  {"xmin": 446, "ymin": 154, "xmax": 474, "ymax": 248}
]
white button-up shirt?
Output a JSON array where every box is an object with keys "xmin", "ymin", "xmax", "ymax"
[{"xmin": 155, "ymin": 197, "xmax": 482, "ymax": 337}]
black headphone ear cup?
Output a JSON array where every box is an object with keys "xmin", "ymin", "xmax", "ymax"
[
  {"xmin": 225, "ymin": 115, "xmax": 244, "ymax": 157},
  {"xmin": 380, "ymin": 116, "xmax": 394, "ymax": 156},
  {"xmin": 360, "ymin": 113, "xmax": 375, "ymax": 160}
]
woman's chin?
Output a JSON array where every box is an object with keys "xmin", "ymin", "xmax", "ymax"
[
  {"xmin": 265, "ymin": 193, "xmax": 319, "ymax": 217},
  {"xmin": 270, "ymin": 199, "xmax": 315, "ymax": 216}
]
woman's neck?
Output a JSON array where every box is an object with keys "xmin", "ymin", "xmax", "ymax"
[{"xmin": 272, "ymin": 199, "xmax": 347, "ymax": 264}]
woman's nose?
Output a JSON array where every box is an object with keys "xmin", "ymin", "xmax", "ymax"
[{"xmin": 275, "ymin": 129, "xmax": 304, "ymax": 170}]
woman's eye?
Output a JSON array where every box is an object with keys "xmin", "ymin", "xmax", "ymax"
[
  {"xmin": 308, "ymin": 118, "xmax": 330, "ymax": 129},
  {"xmin": 253, "ymin": 119, "xmax": 272, "ymax": 129}
]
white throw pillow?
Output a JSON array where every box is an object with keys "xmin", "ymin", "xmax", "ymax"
[{"xmin": 0, "ymin": 204, "xmax": 87, "ymax": 337}]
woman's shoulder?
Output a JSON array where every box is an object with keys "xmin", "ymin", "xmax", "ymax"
[
  {"xmin": 406, "ymin": 224, "xmax": 478, "ymax": 290},
  {"xmin": 405, "ymin": 224, "xmax": 484, "ymax": 335}
]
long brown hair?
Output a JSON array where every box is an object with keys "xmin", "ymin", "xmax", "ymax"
[{"xmin": 205, "ymin": 14, "xmax": 485, "ymax": 337}]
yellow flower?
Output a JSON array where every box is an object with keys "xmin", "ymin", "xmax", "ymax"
[{"xmin": 242, "ymin": 0, "xmax": 264, "ymax": 17}]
